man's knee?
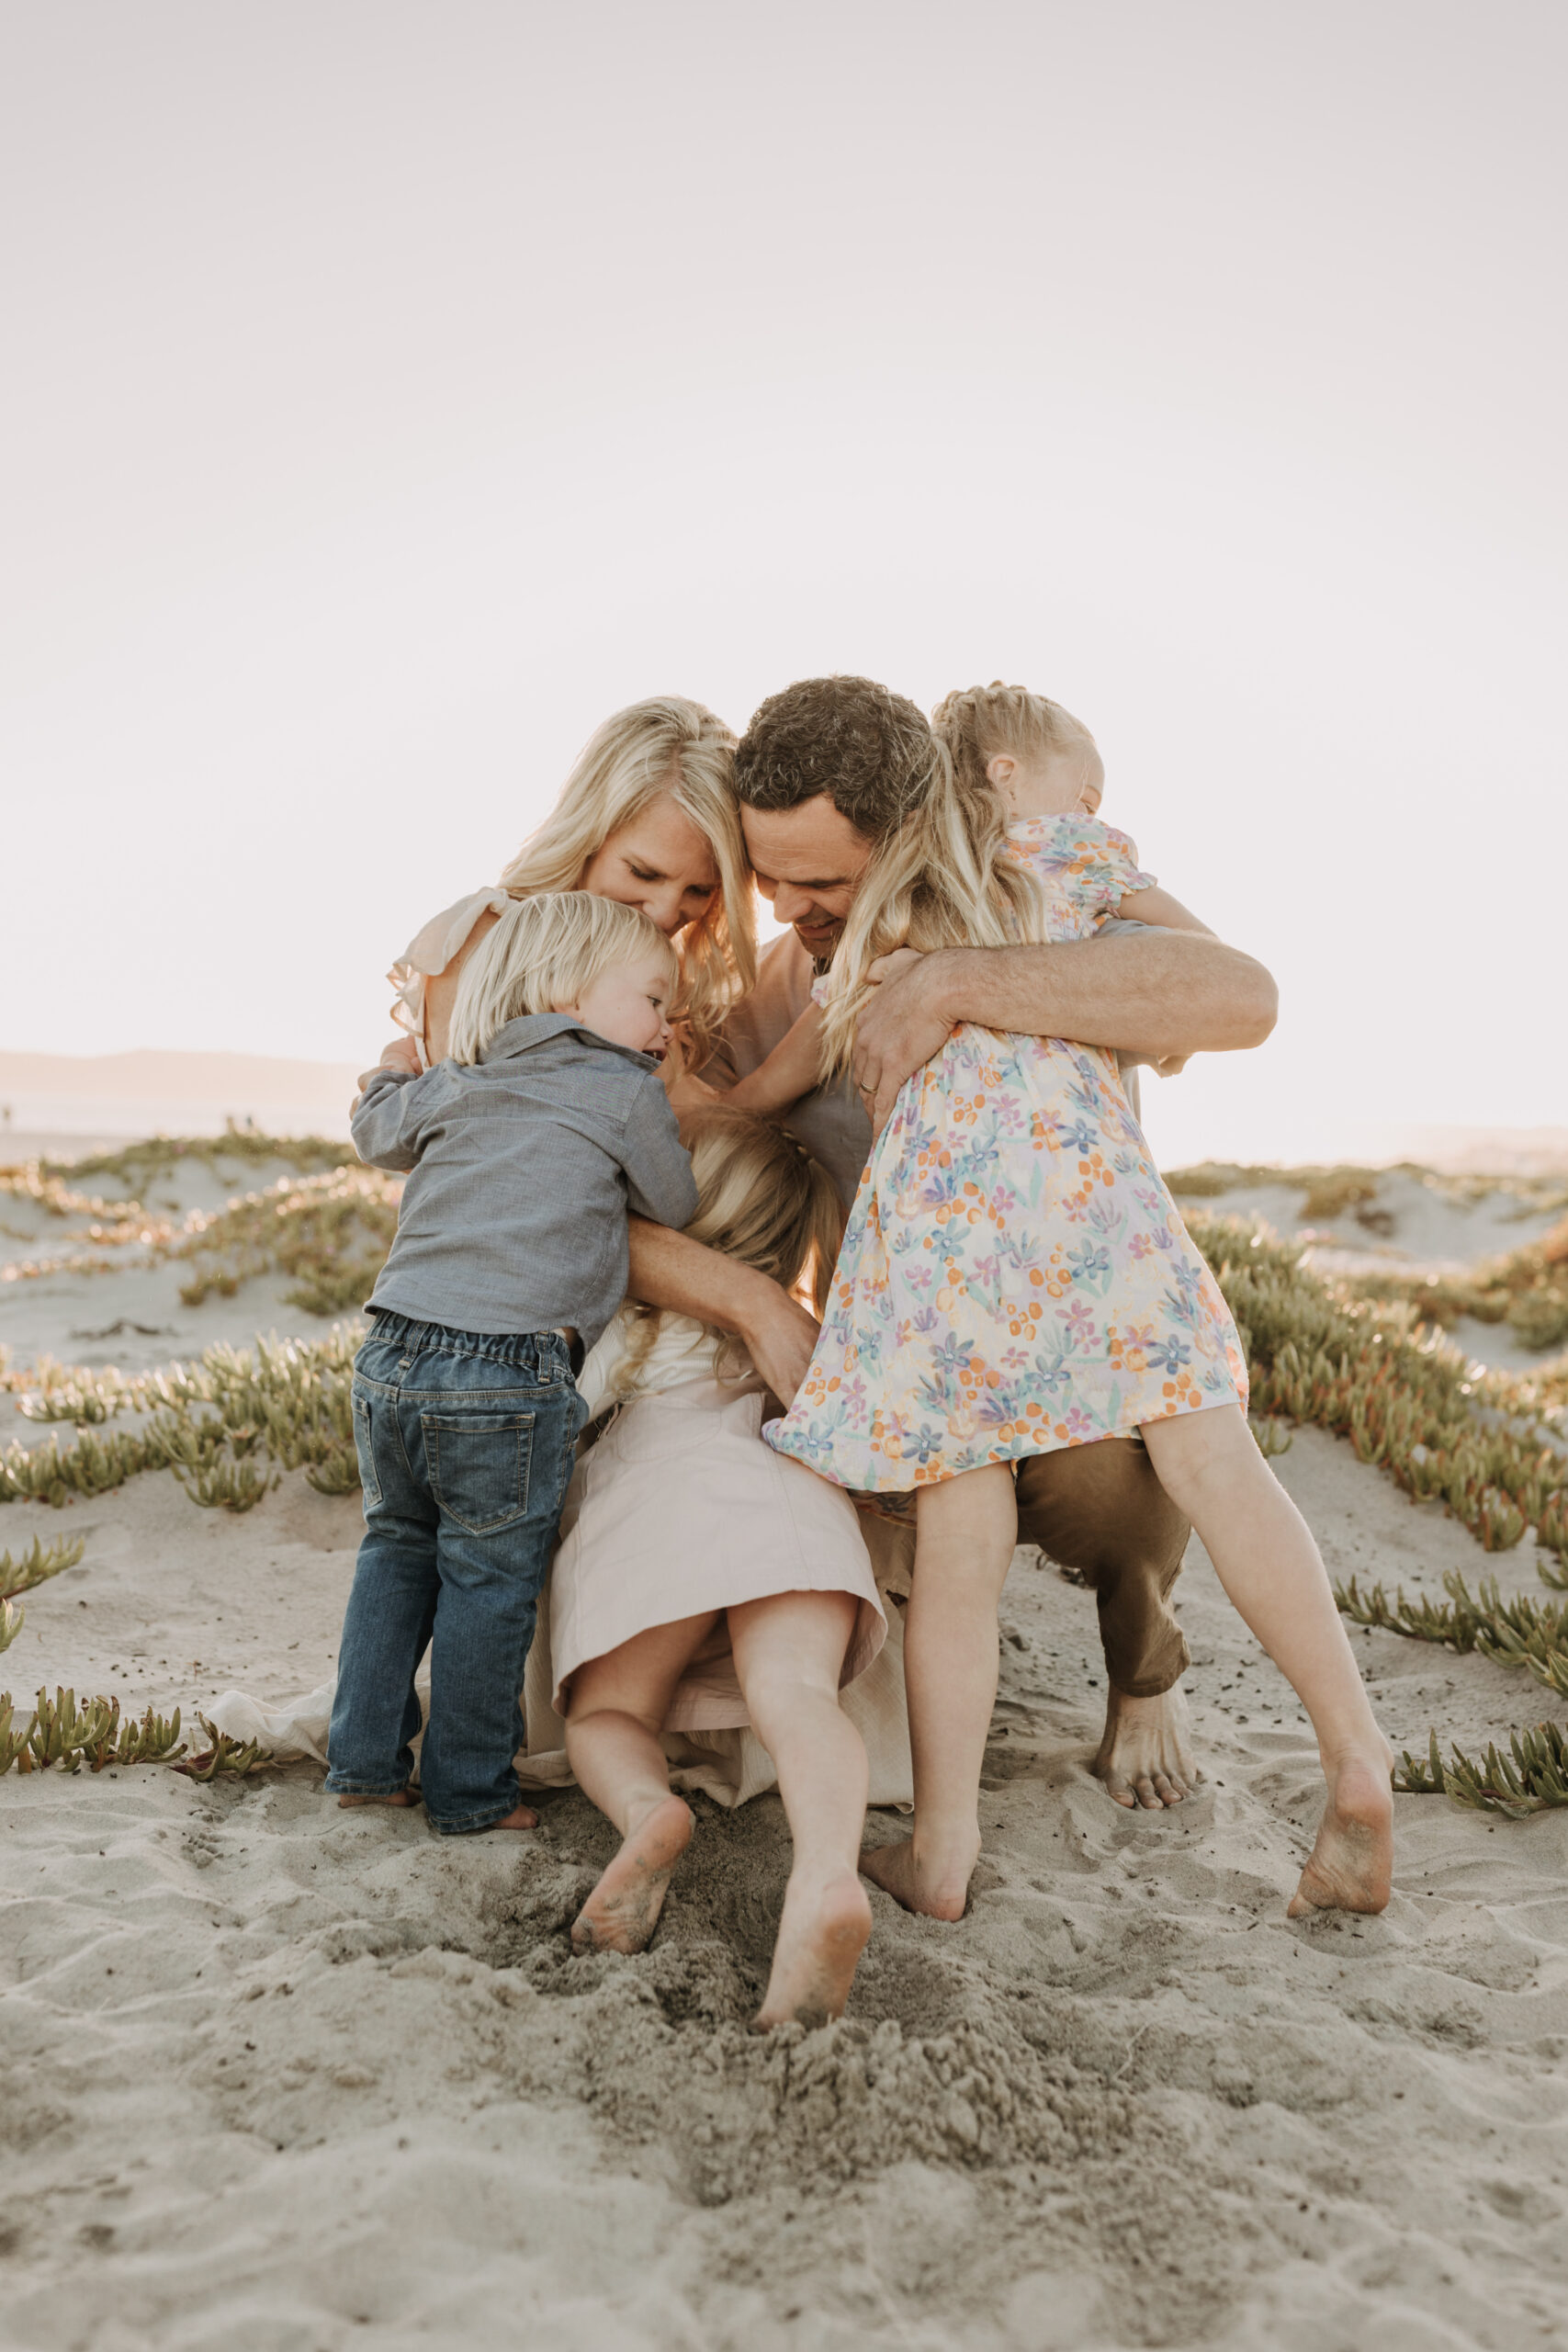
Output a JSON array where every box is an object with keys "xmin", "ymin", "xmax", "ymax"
[{"xmin": 1014, "ymin": 1439, "xmax": 1191, "ymax": 1697}]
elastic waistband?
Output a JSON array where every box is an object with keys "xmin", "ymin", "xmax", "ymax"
[{"xmin": 364, "ymin": 1310, "xmax": 581, "ymax": 1375}]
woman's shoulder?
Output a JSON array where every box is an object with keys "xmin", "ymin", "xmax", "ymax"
[
  {"xmin": 395, "ymin": 888, "xmax": 512, "ymax": 980},
  {"xmin": 388, "ymin": 889, "xmax": 512, "ymax": 1053}
]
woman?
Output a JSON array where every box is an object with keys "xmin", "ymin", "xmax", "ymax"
[{"xmin": 390, "ymin": 696, "xmax": 755, "ymax": 1079}]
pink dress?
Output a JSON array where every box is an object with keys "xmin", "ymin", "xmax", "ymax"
[{"xmin": 764, "ymin": 814, "xmax": 1248, "ymax": 1492}]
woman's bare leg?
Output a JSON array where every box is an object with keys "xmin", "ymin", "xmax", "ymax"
[
  {"xmin": 862, "ymin": 1464, "xmax": 1017, "ymax": 1923},
  {"xmin": 564, "ymin": 1611, "xmax": 720, "ymax": 1953},
  {"xmin": 1140, "ymin": 1406, "xmax": 1393, "ymax": 1916},
  {"xmin": 728, "ymin": 1589, "xmax": 871, "ymax": 2028}
]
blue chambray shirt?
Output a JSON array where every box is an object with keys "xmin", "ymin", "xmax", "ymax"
[{"xmin": 351, "ymin": 1014, "xmax": 698, "ymax": 1348}]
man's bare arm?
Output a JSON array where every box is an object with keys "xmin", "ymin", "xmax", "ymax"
[
  {"xmin": 626, "ymin": 1218, "xmax": 818, "ymax": 1404},
  {"xmin": 852, "ymin": 928, "xmax": 1278, "ymax": 1129}
]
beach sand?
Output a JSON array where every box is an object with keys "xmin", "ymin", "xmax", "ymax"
[{"xmin": 4, "ymin": 1420, "xmax": 1566, "ymax": 2350}]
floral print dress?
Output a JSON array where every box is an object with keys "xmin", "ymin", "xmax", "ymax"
[{"xmin": 764, "ymin": 814, "xmax": 1248, "ymax": 1492}]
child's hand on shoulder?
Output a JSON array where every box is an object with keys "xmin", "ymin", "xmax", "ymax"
[{"xmin": 356, "ymin": 1037, "xmax": 422, "ymax": 1095}]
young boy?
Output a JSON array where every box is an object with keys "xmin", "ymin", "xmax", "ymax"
[{"xmin": 326, "ymin": 890, "xmax": 699, "ymax": 1835}]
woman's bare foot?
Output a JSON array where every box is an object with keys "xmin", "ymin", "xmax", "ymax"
[
  {"xmin": 860, "ymin": 1829, "xmax": 979, "ymax": 1923},
  {"xmin": 337, "ymin": 1789, "xmax": 418, "ymax": 1809},
  {"xmin": 1092, "ymin": 1682, "xmax": 1197, "ymax": 1809},
  {"xmin": 753, "ymin": 1869, "xmax": 873, "ymax": 2029},
  {"xmin": 571, "ymin": 1794, "xmax": 694, "ymax": 1956},
  {"xmin": 1287, "ymin": 1748, "xmax": 1394, "ymax": 1917}
]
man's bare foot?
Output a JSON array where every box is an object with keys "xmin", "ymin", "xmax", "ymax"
[
  {"xmin": 571, "ymin": 1794, "xmax": 694, "ymax": 1956},
  {"xmin": 753, "ymin": 1869, "xmax": 873, "ymax": 2029},
  {"xmin": 860, "ymin": 1830, "xmax": 978, "ymax": 1923},
  {"xmin": 1092, "ymin": 1681, "xmax": 1196, "ymax": 1810},
  {"xmin": 337, "ymin": 1789, "xmax": 418, "ymax": 1809},
  {"xmin": 1287, "ymin": 1748, "xmax": 1394, "ymax": 1917}
]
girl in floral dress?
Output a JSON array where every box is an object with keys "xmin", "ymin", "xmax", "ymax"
[{"xmin": 740, "ymin": 684, "xmax": 1393, "ymax": 1928}]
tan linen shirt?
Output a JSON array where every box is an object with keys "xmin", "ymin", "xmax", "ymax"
[
  {"xmin": 702, "ymin": 930, "xmax": 1147, "ymax": 1210},
  {"xmin": 702, "ymin": 935, "xmax": 870, "ymax": 1207}
]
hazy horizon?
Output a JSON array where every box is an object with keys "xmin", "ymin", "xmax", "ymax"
[{"xmin": 5, "ymin": 3, "xmax": 1565, "ymax": 1164}]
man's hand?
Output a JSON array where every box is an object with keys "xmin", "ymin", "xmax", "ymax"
[
  {"xmin": 739, "ymin": 1287, "xmax": 821, "ymax": 1408},
  {"xmin": 851, "ymin": 950, "xmax": 953, "ymax": 1132}
]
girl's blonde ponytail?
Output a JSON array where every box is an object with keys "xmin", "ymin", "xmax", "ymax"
[{"xmin": 818, "ymin": 735, "xmax": 1045, "ymax": 1076}]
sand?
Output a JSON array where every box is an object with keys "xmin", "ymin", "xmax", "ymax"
[
  {"xmin": 3, "ymin": 1417, "xmax": 1567, "ymax": 2352},
  {"xmin": 5, "ymin": 1155, "xmax": 1568, "ymax": 2348}
]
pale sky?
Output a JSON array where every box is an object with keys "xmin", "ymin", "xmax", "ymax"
[{"xmin": 4, "ymin": 2, "xmax": 1564, "ymax": 1165}]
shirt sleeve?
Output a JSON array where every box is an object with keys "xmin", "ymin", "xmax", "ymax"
[
  {"xmin": 620, "ymin": 1076, "xmax": 700, "ymax": 1228},
  {"xmin": 1075, "ymin": 823, "xmax": 1156, "ymax": 911},
  {"xmin": 389, "ymin": 889, "xmax": 512, "ymax": 1069},
  {"xmin": 350, "ymin": 1068, "xmax": 426, "ymax": 1171}
]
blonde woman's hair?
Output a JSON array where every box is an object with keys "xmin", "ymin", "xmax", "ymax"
[
  {"xmin": 616, "ymin": 1105, "xmax": 845, "ymax": 1389},
  {"xmin": 498, "ymin": 696, "xmax": 756, "ymax": 1063},
  {"xmin": 817, "ymin": 724, "xmax": 1047, "ymax": 1078},
  {"xmin": 931, "ymin": 681, "xmax": 1100, "ymax": 804},
  {"xmin": 447, "ymin": 892, "xmax": 676, "ymax": 1067}
]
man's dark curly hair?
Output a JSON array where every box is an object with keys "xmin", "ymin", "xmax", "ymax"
[{"xmin": 732, "ymin": 675, "xmax": 940, "ymax": 842}]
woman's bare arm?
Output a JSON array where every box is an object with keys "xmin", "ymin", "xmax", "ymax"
[
  {"xmin": 723, "ymin": 1003, "xmax": 826, "ymax": 1115},
  {"xmin": 626, "ymin": 1218, "xmax": 819, "ymax": 1405},
  {"xmin": 421, "ymin": 905, "xmax": 503, "ymax": 1063}
]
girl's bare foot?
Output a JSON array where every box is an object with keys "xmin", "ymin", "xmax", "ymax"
[
  {"xmin": 1287, "ymin": 1748, "xmax": 1394, "ymax": 1917},
  {"xmin": 571, "ymin": 1794, "xmax": 694, "ymax": 1955},
  {"xmin": 337, "ymin": 1789, "xmax": 418, "ymax": 1809},
  {"xmin": 1092, "ymin": 1682, "xmax": 1197, "ymax": 1809},
  {"xmin": 860, "ymin": 1830, "xmax": 978, "ymax": 1923},
  {"xmin": 753, "ymin": 1869, "xmax": 872, "ymax": 2029}
]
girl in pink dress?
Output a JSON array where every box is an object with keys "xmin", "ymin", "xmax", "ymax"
[{"xmin": 742, "ymin": 684, "xmax": 1393, "ymax": 1928}]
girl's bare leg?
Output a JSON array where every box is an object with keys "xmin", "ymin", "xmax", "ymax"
[
  {"xmin": 728, "ymin": 1589, "xmax": 871, "ymax": 2028},
  {"xmin": 564, "ymin": 1611, "xmax": 720, "ymax": 1953},
  {"xmin": 1140, "ymin": 1406, "xmax": 1393, "ymax": 1916},
  {"xmin": 862, "ymin": 1464, "xmax": 1017, "ymax": 1923}
]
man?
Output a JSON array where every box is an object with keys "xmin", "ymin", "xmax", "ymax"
[{"xmin": 632, "ymin": 675, "xmax": 1277, "ymax": 1809}]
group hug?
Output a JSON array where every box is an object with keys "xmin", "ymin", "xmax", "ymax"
[{"xmin": 324, "ymin": 675, "xmax": 1395, "ymax": 2029}]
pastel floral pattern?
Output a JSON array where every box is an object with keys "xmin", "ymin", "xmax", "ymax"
[{"xmin": 765, "ymin": 814, "xmax": 1248, "ymax": 1491}]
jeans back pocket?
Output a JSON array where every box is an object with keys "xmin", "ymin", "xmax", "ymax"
[{"xmin": 423, "ymin": 1411, "xmax": 535, "ymax": 1536}]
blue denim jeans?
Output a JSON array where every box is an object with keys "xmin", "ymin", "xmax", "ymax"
[{"xmin": 325, "ymin": 1313, "xmax": 587, "ymax": 1834}]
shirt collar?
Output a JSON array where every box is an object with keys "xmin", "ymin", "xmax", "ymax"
[{"xmin": 477, "ymin": 1013, "xmax": 657, "ymax": 1071}]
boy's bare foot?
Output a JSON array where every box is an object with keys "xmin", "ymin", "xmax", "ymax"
[
  {"xmin": 337, "ymin": 1790, "xmax": 418, "ymax": 1809},
  {"xmin": 1287, "ymin": 1749, "xmax": 1394, "ymax": 1917},
  {"xmin": 1092, "ymin": 1681, "xmax": 1196, "ymax": 1809},
  {"xmin": 490, "ymin": 1802, "xmax": 541, "ymax": 1830},
  {"xmin": 753, "ymin": 1869, "xmax": 872, "ymax": 2029},
  {"xmin": 571, "ymin": 1794, "xmax": 694, "ymax": 1956},
  {"xmin": 860, "ymin": 1831, "xmax": 978, "ymax": 1923}
]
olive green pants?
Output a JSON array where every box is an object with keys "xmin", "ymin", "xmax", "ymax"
[{"xmin": 1014, "ymin": 1436, "xmax": 1191, "ymax": 1697}]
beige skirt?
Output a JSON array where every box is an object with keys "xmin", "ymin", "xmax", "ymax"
[{"xmin": 546, "ymin": 1374, "xmax": 886, "ymax": 1719}]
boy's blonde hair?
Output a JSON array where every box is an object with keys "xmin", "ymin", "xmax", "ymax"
[
  {"xmin": 617, "ymin": 1105, "xmax": 845, "ymax": 1387},
  {"xmin": 498, "ymin": 696, "xmax": 756, "ymax": 1062},
  {"xmin": 447, "ymin": 891, "xmax": 676, "ymax": 1066},
  {"xmin": 931, "ymin": 681, "xmax": 1100, "ymax": 804}
]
